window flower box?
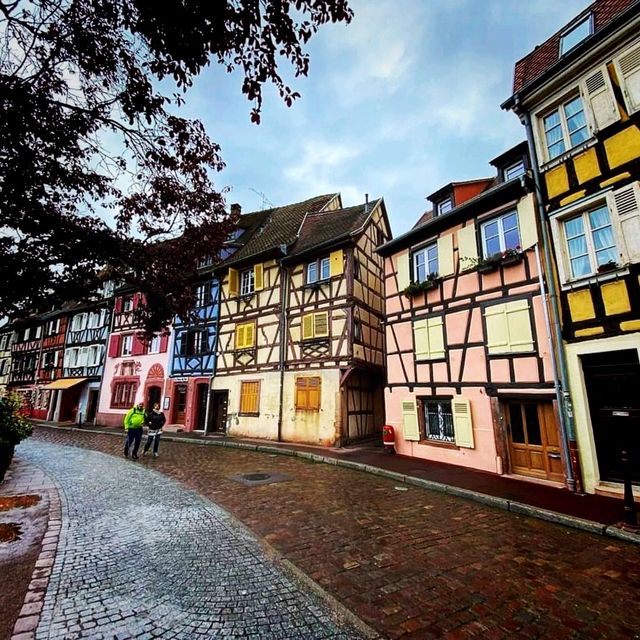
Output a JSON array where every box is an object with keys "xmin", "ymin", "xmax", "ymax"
[
  {"xmin": 500, "ymin": 248, "xmax": 524, "ymax": 267},
  {"xmin": 402, "ymin": 274, "xmax": 440, "ymax": 298}
]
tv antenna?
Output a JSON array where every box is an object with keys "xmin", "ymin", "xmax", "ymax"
[{"xmin": 250, "ymin": 188, "xmax": 274, "ymax": 210}]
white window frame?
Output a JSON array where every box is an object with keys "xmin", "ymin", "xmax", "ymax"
[
  {"xmin": 307, "ymin": 256, "xmax": 331, "ymax": 284},
  {"xmin": 504, "ymin": 159, "xmax": 525, "ymax": 181},
  {"xmin": 87, "ymin": 312, "xmax": 100, "ymax": 329},
  {"xmin": 436, "ymin": 197, "xmax": 453, "ymax": 216},
  {"xmin": 72, "ymin": 313, "xmax": 87, "ymax": 332},
  {"xmin": 412, "ymin": 244, "xmax": 438, "ymax": 282},
  {"xmin": 480, "ymin": 210, "xmax": 521, "ymax": 257},
  {"xmin": 540, "ymin": 94, "xmax": 589, "ymax": 161},
  {"xmin": 121, "ymin": 334, "xmax": 133, "ymax": 356},
  {"xmin": 87, "ymin": 345, "xmax": 101, "ymax": 367},
  {"xmin": 240, "ymin": 268, "xmax": 255, "ymax": 296},
  {"xmin": 123, "ymin": 296, "xmax": 134, "ymax": 312},
  {"xmin": 0, "ymin": 335, "xmax": 7, "ymax": 351},
  {"xmin": 195, "ymin": 283, "xmax": 211, "ymax": 307},
  {"xmin": 148, "ymin": 335, "xmax": 161, "ymax": 354}
]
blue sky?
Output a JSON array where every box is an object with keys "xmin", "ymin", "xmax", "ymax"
[{"xmin": 181, "ymin": 0, "xmax": 588, "ymax": 237}]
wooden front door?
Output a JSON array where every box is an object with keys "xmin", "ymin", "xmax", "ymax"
[
  {"xmin": 210, "ymin": 391, "xmax": 228, "ymax": 433},
  {"xmin": 506, "ymin": 400, "xmax": 564, "ymax": 482},
  {"xmin": 582, "ymin": 350, "xmax": 640, "ymax": 484},
  {"xmin": 173, "ymin": 384, "xmax": 187, "ymax": 425},
  {"xmin": 194, "ymin": 383, "xmax": 208, "ymax": 431}
]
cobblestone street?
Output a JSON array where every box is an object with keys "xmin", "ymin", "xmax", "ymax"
[
  {"xmin": 17, "ymin": 428, "xmax": 640, "ymax": 639},
  {"xmin": 18, "ymin": 440, "xmax": 364, "ymax": 640}
]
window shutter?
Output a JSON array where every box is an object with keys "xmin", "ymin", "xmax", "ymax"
[
  {"xmin": 607, "ymin": 182, "xmax": 640, "ymax": 263},
  {"xmin": 615, "ymin": 42, "xmax": 640, "ymax": 114},
  {"xmin": 254, "ymin": 263, "xmax": 264, "ymax": 291},
  {"xmin": 401, "ymin": 400, "xmax": 420, "ymax": 441},
  {"xmin": 132, "ymin": 334, "xmax": 145, "ymax": 356},
  {"xmin": 235, "ymin": 324, "xmax": 245, "ymax": 349},
  {"xmin": 302, "ymin": 314, "xmax": 314, "ymax": 340},
  {"xmin": 452, "ymin": 397, "xmax": 474, "ymax": 448},
  {"xmin": 295, "ymin": 378, "xmax": 307, "ymax": 410},
  {"xmin": 108, "ymin": 335, "xmax": 120, "ymax": 357},
  {"xmin": 228, "ymin": 268, "xmax": 239, "ymax": 297},
  {"xmin": 159, "ymin": 334, "xmax": 169, "ymax": 353},
  {"xmin": 132, "ymin": 293, "xmax": 141, "ymax": 309},
  {"xmin": 457, "ymin": 223, "xmax": 478, "ymax": 270},
  {"xmin": 114, "ymin": 297, "xmax": 122, "ymax": 313},
  {"xmin": 308, "ymin": 378, "xmax": 321, "ymax": 411},
  {"xmin": 245, "ymin": 323, "xmax": 255, "ymax": 348},
  {"xmin": 516, "ymin": 193, "xmax": 538, "ymax": 250},
  {"xmin": 437, "ymin": 234, "xmax": 454, "ymax": 277},
  {"xmin": 413, "ymin": 319, "xmax": 429, "ymax": 359},
  {"xmin": 427, "ymin": 316, "xmax": 445, "ymax": 359},
  {"xmin": 330, "ymin": 249, "xmax": 344, "ymax": 277},
  {"xmin": 485, "ymin": 304, "xmax": 510, "ymax": 354},
  {"xmin": 314, "ymin": 312, "xmax": 329, "ymax": 337},
  {"xmin": 395, "ymin": 250, "xmax": 410, "ymax": 290},
  {"xmin": 580, "ymin": 65, "xmax": 620, "ymax": 131},
  {"xmin": 505, "ymin": 300, "xmax": 534, "ymax": 352}
]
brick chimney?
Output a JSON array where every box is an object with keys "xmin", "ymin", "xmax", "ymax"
[{"xmin": 230, "ymin": 203, "xmax": 241, "ymax": 216}]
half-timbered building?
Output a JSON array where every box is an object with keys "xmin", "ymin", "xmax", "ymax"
[
  {"xmin": 212, "ymin": 193, "xmax": 391, "ymax": 445},
  {"xmin": 8, "ymin": 319, "xmax": 43, "ymax": 417},
  {"xmin": 0, "ymin": 324, "xmax": 13, "ymax": 396},
  {"xmin": 36, "ymin": 310, "xmax": 70, "ymax": 420},
  {"xmin": 503, "ymin": 0, "xmax": 640, "ymax": 494},
  {"xmin": 379, "ymin": 143, "xmax": 569, "ymax": 484}
]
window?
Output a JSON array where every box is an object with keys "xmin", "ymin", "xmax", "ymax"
[
  {"xmin": 111, "ymin": 381, "xmax": 138, "ymax": 409},
  {"xmin": 239, "ymin": 380, "xmax": 260, "ymax": 415},
  {"xmin": 87, "ymin": 312, "xmax": 100, "ymax": 329},
  {"xmin": 0, "ymin": 335, "xmax": 8, "ymax": 351},
  {"xmin": 45, "ymin": 319, "xmax": 59, "ymax": 336},
  {"xmin": 34, "ymin": 326, "xmax": 42, "ymax": 339},
  {"xmin": 0, "ymin": 359, "xmax": 8, "ymax": 376},
  {"xmin": 542, "ymin": 95, "xmax": 588, "ymax": 160},
  {"xmin": 148, "ymin": 335, "xmax": 161, "ymax": 354},
  {"xmin": 413, "ymin": 316, "xmax": 445, "ymax": 360},
  {"xmin": 504, "ymin": 159, "xmax": 525, "ymax": 181},
  {"xmin": 43, "ymin": 351, "xmax": 57, "ymax": 370},
  {"xmin": 413, "ymin": 244, "xmax": 438, "ymax": 282},
  {"xmin": 563, "ymin": 204, "xmax": 617, "ymax": 278},
  {"xmin": 197, "ymin": 255, "xmax": 214, "ymax": 268},
  {"xmin": 72, "ymin": 314, "xmax": 87, "ymax": 332},
  {"xmin": 436, "ymin": 197, "xmax": 453, "ymax": 216},
  {"xmin": 295, "ymin": 377, "xmax": 321, "ymax": 411},
  {"xmin": 353, "ymin": 259, "xmax": 361, "ymax": 281},
  {"xmin": 307, "ymin": 256, "xmax": 331, "ymax": 284},
  {"xmin": 123, "ymin": 296, "xmax": 134, "ymax": 312},
  {"xmin": 235, "ymin": 322, "xmax": 255, "ymax": 349},
  {"xmin": 419, "ymin": 399, "xmax": 455, "ymax": 443},
  {"xmin": 560, "ymin": 14, "xmax": 592, "ymax": 55},
  {"xmin": 302, "ymin": 312, "xmax": 329, "ymax": 340},
  {"xmin": 87, "ymin": 345, "xmax": 101, "ymax": 367},
  {"xmin": 484, "ymin": 300, "xmax": 534, "ymax": 354},
  {"xmin": 194, "ymin": 283, "xmax": 212, "ymax": 307},
  {"xmin": 181, "ymin": 330, "xmax": 208, "ymax": 356},
  {"xmin": 353, "ymin": 319, "xmax": 362, "ymax": 342},
  {"xmin": 481, "ymin": 211, "xmax": 521, "ymax": 257},
  {"xmin": 240, "ymin": 269, "xmax": 254, "ymax": 295},
  {"xmin": 120, "ymin": 334, "xmax": 133, "ymax": 356}
]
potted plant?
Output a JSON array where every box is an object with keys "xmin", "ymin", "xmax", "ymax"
[
  {"xmin": 0, "ymin": 393, "xmax": 33, "ymax": 483},
  {"xmin": 597, "ymin": 260, "xmax": 618, "ymax": 273},
  {"xmin": 402, "ymin": 273, "xmax": 440, "ymax": 298},
  {"xmin": 473, "ymin": 253, "xmax": 502, "ymax": 274},
  {"xmin": 500, "ymin": 246, "xmax": 523, "ymax": 266}
]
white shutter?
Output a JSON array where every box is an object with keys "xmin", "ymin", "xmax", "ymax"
[
  {"xmin": 607, "ymin": 182, "xmax": 640, "ymax": 264},
  {"xmin": 401, "ymin": 400, "xmax": 420, "ymax": 441},
  {"xmin": 580, "ymin": 65, "xmax": 620, "ymax": 131},
  {"xmin": 516, "ymin": 193, "xmax": 538, "ymax": 250},
  {"xmin": 395, "ymin": 250, "xmax": 410, "ymax": 290},
  {"xmin": 457, "ymin": 223, "xmax": 478, "ymax": 271},
  {"xmin": 437, "ymin": 234, "xmax": 454, "ymax": 277},
  {"xmin": 452, "ymin": 397, "xmax": 474, "ymax": 449},
  {"xmin": 615, "ymin": 42, "xmax": 640, "ymax": 114}
]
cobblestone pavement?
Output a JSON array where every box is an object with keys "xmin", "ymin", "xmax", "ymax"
[
  {"xmin": 19, "ymin": 440, "xmax": 365, "ymax": 640},
  {"xmin": 29, "ymin": 428, "xmax": 640, "ymax": 639}
]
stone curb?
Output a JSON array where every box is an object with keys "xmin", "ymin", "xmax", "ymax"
[{"xmin": 38, "ymin": 424, "xmax": 640, "ymax": 546}]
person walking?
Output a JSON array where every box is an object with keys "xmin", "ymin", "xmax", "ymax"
[
  {"xmin": 143, "ymin": 402, "xmax": 166, "ymax": 458},
  {"xmin": 123, "ymin": 401, "xmax": 145, "ymax": 459}
]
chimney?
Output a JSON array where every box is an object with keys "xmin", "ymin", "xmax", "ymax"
[
  {"xmin": 364, "ymin": 193, "xmax": 369, "ymax": 214},
  {"xmin": 230, "ymin": 203, "xmax": 241, "ymax": 216}
]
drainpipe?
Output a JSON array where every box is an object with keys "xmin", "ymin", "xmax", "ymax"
[
  {"xmin": 519, "ymin": 103, "xmax": 582, "ymax": 493},
  {"xmin": 277, "ymin": 261, "xmax": 289, "ymax": 442}
]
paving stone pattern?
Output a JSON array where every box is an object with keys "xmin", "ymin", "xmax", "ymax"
[
  {"xmin": 29, "ymin": 428, "xmax": 640, "ymax": 639},
  {"xmin": 20, "ymin": 440, "xmax": 364, "ymax": 639}
]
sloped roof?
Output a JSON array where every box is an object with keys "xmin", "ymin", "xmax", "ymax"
[
  {"xmin": 217, "ymin": 194, "xmax": 338, "ymax": 269},
  {"xmin": 512, "ymin": 0, "xmax": 638, "ymax": 94},
  {"xmin": 285, "ymin": 200, "xmax": 379, "ymax": 260}
]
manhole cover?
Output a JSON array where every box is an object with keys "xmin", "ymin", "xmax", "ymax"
[{"xmin": 229, "ymin": 472, "xmax": 292, "ymax": 487}]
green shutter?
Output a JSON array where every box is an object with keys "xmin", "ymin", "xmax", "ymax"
[
  {"xmin": 413, "ymin": 319, "xmax": 429, "ymax": 359},
  {"xmin": 457, "ymin": 223, "xmax": 478, "ymax": 271}
]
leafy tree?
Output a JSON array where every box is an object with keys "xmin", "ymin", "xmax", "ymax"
[{"xmin": 0, "ymin": 0, "xmax": 352, "ymax": 333}]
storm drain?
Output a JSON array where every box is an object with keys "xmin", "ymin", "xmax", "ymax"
[{"xmin": 229, "ymin": 472, "xmax": 292, "ymax": 487}]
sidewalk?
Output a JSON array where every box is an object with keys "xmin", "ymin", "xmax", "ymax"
[{"xmin": 31, "ymin": 419, "xmax": 640, "ymax": 544}]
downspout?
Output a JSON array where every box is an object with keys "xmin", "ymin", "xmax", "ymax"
[
  {"xmin": 519, "ymin": 101, "xmax": 582, "ymax": 493},
  {"xmin": 277, "ymin": 259, "xmax": 289, "ymax": 442}
]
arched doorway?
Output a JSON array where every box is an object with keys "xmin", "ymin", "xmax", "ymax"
[{"xmin": 144, "ymin": 364, "xmax": 165, "ymax": 412}]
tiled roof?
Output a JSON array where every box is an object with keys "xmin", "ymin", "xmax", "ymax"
[
  {"xmin": 286, "ymin": 200, "xmax": 379, "ymax": 259},
  {"xmin": 512, "ymin": 0, "xmax": 638, "ymax": 93},
  {"xmin": 218, "ymin": 194, "xmax": 338, "ymax": 268}
]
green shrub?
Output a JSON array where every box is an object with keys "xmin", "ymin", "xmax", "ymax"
[{"xmin": 0, "ymin": 393, "xmax": 33, "ymax": 447}]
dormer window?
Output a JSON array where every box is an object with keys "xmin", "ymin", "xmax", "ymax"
[
  {"xmin": 226, "ymin": 229, "xmax": 245, "ymax": 243},
  {"xmin": 504, "ymin": 159, "xmax": 526, "ymax": 181},
  {"xmin": 560, "ymin": 14, "xmax": 592, "ymax": 56},
  {"xmin": 436, "ymin": 197, "xmax": 453, "ymax": 216}
]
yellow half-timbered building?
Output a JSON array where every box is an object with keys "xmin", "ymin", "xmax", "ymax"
[
  {"xmin": 212, "ymin": 194, "xmax": 391, "ymax": 445},
  {"xmin": 504, "ymin": 0, "xmax": 640, "ymax": 494}
]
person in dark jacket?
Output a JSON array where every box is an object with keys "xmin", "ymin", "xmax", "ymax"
[
  {"xmin": 143, "ymin": 402, "xmax": 166, "ymax": 457},
  {"xmin": 123, "ymin": 402, "xmax": 145, "ymax": 459}
]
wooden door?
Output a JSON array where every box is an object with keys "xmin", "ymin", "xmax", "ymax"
[
  {"xmin": 194, "ymin": 383, "xmax": 208, "ymax": 431},
  {"xmin": 506, "ymin": 400, "xmax": 564, "ymax": 482},
  {"xmin": 211, "ymin": 391, "xmax": 228, "ymax": 433},
  {"xmin": 173, "ymin": 384, "xmax": 187, "ymax": 424}
]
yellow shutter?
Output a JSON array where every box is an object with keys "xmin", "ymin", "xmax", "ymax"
[
  {"xmin": 413, "ymin": 319, "xmax": 429, "ymax": 359},
  {"xmin": 516, "ymin": 193, "xmax": 538, "ymax": 251},
  {"xmin": 457, "ymin": 223, "xmax": 478, "ymax": 271},
  {"xmin": 452, "ymin": 397, "xmax": 474, "ymax": 448},
  {"xmin": 254, "ymin": 263, "xmax": 264, "ymax": 291},
  {"xmin": 240, "ymin": 381, "xmax": 260, "ymax": 414},
  {"xmin": 401, "ymin": 400, "xmax": 420, "ymax": 441},
  {"xmin": 330, "ymin": 249, "xmax": 344, "ymax": 277},
  {"xmin": 308, "ymin": 378, "xmax": 321, "ymax": 411},
  {"xmin": 314, "ymin": 312, "xmax": 329, "ymax": 337},
  {"xmin": 228, "ymin": 268, "xmax": 239, "ymax": 297},
  {"xmin": 395, "ymin": 249, "xmax": 410, "ymax": 290},
  {"xmin": 437, "ymin": 234, "xmax": 454, "ymax": 277},
  {"xmin": 485, "ymin": 304, "xmax": 509, "ymax": 354},
  {"xmin": 302, "ymin": 314, "xmax": 314, "ymax": 340},
  {"xmin": 245, "ymin": 322, "xmax": 255, "ymax": 348},
  {"xmin": 505, "ymin": 300, "xmax": 534, "ymax": 352},
  {"xmin": 235, "ymin": 324, "xmax": 245, "ymax": 349},
  {"xmin": 427, "ymin": 316, "xmax": 445, "ymax": 359},
  {"xmin": 295, "ymin": 378, "xmax": 307, "ymax": 410}
]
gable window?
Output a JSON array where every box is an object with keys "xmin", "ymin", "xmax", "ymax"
[
  {"xmin": 563, "ymin": 204, "xmax": 617, "ymax": 278},
  {"xmin": 542, "ymin": 95, "xmax": 588, "ymax": 160},
  {"xmin": 484, "ymin": 300, "xmax": 534, "ymax": 355},
  {"xmin": 307, "ymin": 256, "xmax": 331, "ymax": 284},
  {"xmin": 419, "ymin": 398, "xmax": 455, "ymax": 443},
  {"xmin": 560, "ymin": 14, "xmax": 592, "ymax": 56},
  {"xmin": 240, "ymin": 268, "xmax": 254, "ymax": 296},
  {"xmin": 295, "ymin": 377, "xmax": 321, "ymax": 412},
  {"xmin": 504, "ymin": 159, "xmax": 525, "ymax": 181},
  {"xmin": 413, "ymin": 244, "xmax": 438, "ymax": 282},
  {"xmin": 481, "ymin": 211, "xmax": 521, "ymax": 257},
  {"xmin": 436, "ymin": 197, "xmax": 453, "ymax": 216},
  {"xmin": 120, "ymin": 334, "xmax": 133, "ymax": 356},
  {"xmin": 239, "ymin": 380, "xmax": 260, "ymax": 415},
  {"xmin": 235, "ymin": 322, "xmax": 255, "ymax": 349},
  {"xmin": 302, "ymin": 312, "xmax": 329, "ymax": 340}
]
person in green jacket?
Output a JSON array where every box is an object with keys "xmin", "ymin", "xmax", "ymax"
[{"xmin": 123, "ymin": 401, "xmax": 146, "ymax": 459}]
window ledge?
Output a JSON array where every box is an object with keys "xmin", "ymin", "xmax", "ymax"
[
  {"xmin": 540, "ymin": 137, "xmax": 597, "ymax": 172},
  {"xmin": 301, "ymin": 337, "xmax": 330, "ymax": 344},
  {"xmin": 304, "ymin": 280, "xmax": 330, "ymax": 290},
  {"xmin": 560, "ymin": 266, "xmax": 630, "ymax": 291},
  {"xmin": 234, "ymin": 347, "xmax": 256, "ymax": 353},
  {"xmin": 418, "ymin": 438, "xmax": 457, "ymax": 450},
  {"xmin": 238, "ymin": 412, "xmax": 260, "ymax": 417}
]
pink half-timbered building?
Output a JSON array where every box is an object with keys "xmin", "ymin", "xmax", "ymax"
[{"xmin": 379, "ymin": 143, "xmax": 570, "ymax": 486}]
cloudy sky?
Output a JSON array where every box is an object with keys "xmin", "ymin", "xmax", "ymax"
[{"xmin": 181, "ymin": 0, "xmax": 588, "ymax": 236}]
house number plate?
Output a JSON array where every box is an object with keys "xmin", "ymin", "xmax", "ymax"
[{"xmin": 612, "ymin": 411, "xmax": 630, "ymax": 417}]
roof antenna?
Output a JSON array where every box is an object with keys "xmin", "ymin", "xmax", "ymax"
[{"xmin": 250, "ymin": 188, "xmax": 274, "ymax": 210}]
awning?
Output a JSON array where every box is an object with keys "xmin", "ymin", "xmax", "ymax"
[{"xmin": 41, "ymin": 378, "xmax": 87, "ymax": 390}]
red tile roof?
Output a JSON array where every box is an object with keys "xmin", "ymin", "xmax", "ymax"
[{"xmin": 512, "ymin": 0, "xmax": 638, "ymax": 93}]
